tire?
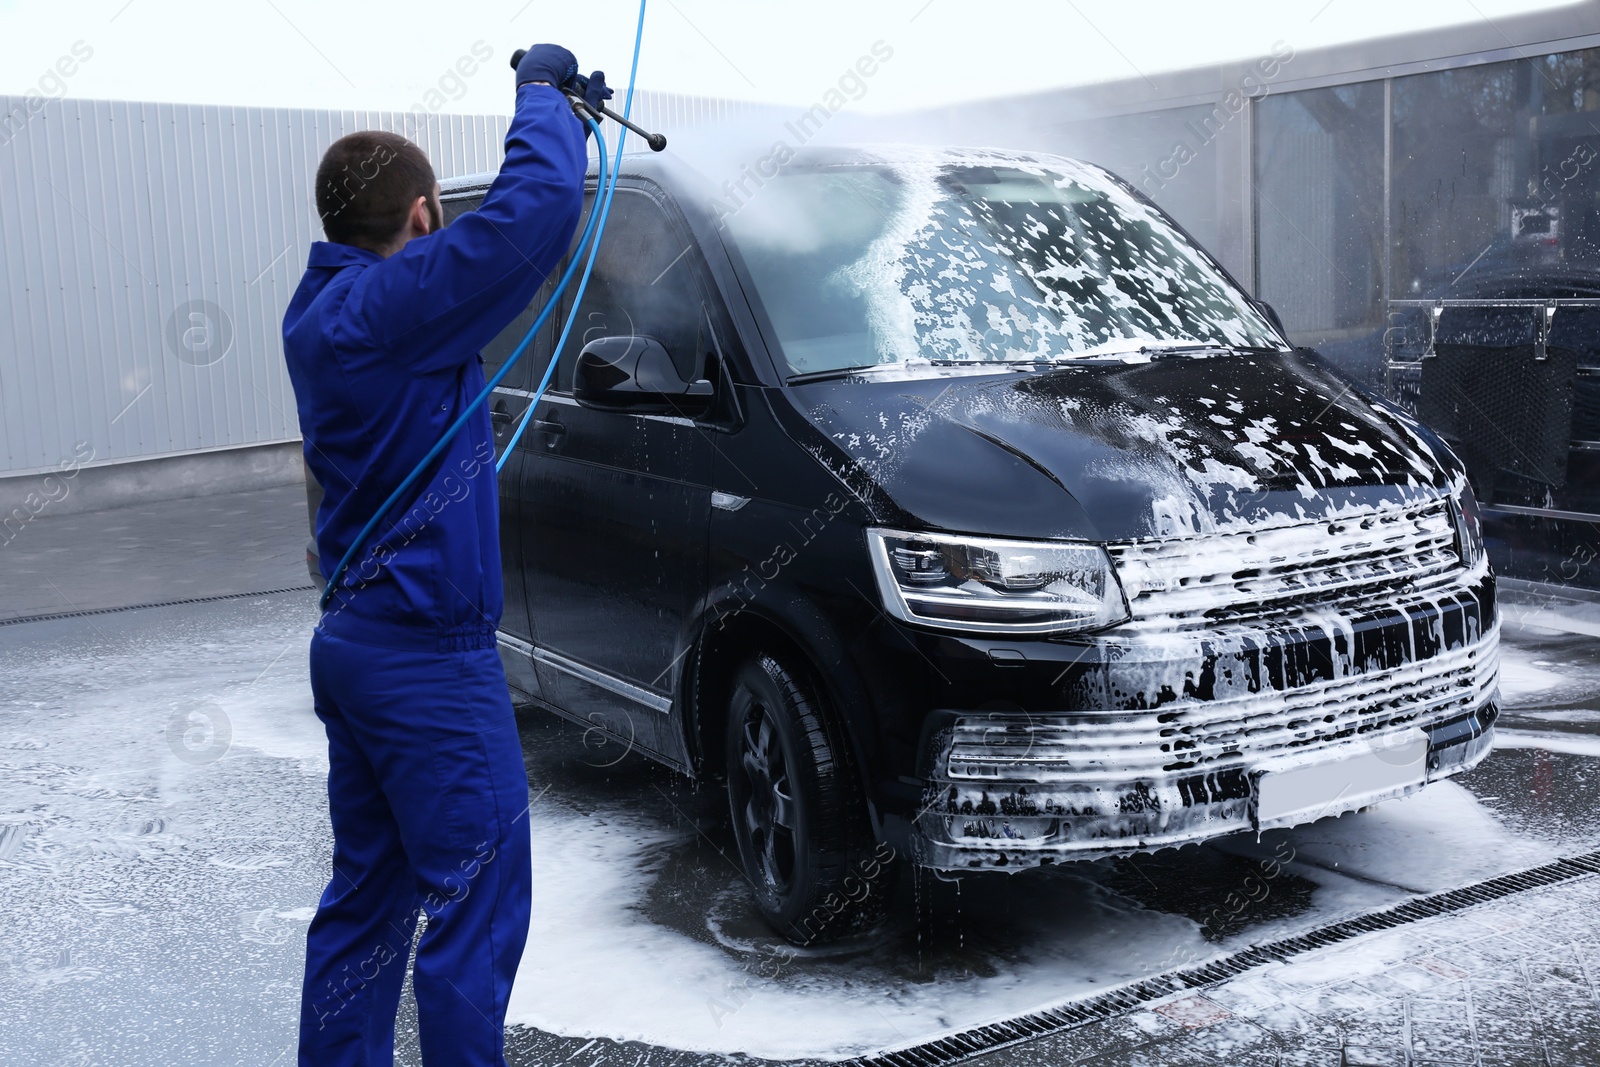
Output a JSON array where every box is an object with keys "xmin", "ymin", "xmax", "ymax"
[{"xmin": 724, "ymin": 652, "xmax": 899, "ymax": 945}]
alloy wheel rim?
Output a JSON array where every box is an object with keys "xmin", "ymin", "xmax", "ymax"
[{"xmin": 736, "ymin": 697, "xmax": 797, "ymax": 896}]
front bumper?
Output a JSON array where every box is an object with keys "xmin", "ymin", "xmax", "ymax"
[{"xmin": 911, "ymin": 570, "xmax": 1500, "ymax": 870}]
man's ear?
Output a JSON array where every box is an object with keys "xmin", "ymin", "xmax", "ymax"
[{"xmin": 409, "ymin": 194, "xmax": 433, "ymax": 236}]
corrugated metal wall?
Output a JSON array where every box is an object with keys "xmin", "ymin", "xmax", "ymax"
[
  {"xmin": 0, "ymin": 89, "xmax": 751, "ymax": 477},
  {"xmin": 1255, "ymin": 131, "xmax": 1336, "ymax": 332}
]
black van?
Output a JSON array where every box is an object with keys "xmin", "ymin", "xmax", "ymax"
[{"xmin": 321, "ymin": 147, "xmax": 1500, "ymax": 944}]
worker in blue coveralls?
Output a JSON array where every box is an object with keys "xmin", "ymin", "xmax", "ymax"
[{"xmin": 281, "ymin": 43, "xmax": 610, "ymax": 1067}]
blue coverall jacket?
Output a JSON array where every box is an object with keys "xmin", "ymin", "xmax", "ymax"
[{"xmin": 283, "ymin": 83, "xmax": 586, "ymax": 651}]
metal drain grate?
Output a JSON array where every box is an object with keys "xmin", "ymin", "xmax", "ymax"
[
  {"xmin": 845, "ymin": 849, "xmax": 1600, "ymax": 1067},
  {"xmin": 0, "ymin": 586, "xmax": 316, "ymax": 627}
]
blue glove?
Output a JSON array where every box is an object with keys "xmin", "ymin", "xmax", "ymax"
[
  {"xmin": 581, "ymin": 71, "xmax": 614, "ymax": 115},
  {"xmin": 515, "ymin": 44, "xmax": 579, "ymax": 91}
]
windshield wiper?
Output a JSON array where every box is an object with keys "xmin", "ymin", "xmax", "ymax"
[
  {"xmin": 925, "ymin": 359, "xmax": 1041, "ymax": 368},
  {"xmin": 1137, "ymin": 343, "xmax": 1231, "ymax": 358},
  {"xmin": 786, "ymin": 367, "xmax": 874, "ymax": 384},
  {"xmin": 786, "ymin": 345, "xmax": 1284, "ymax": 383},
  {"xmin": 1136, "ymin": 342, "xmax": 1291, "ymax": 357},
  {"xmin": 928, "ymin": 348, "xmax": 1225, "ymax": 365}
]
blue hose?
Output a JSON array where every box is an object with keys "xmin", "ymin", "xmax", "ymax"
[
  {"xmin": 319, "ymin": 0, "xmax": 650, "ymax": 611},
  {"xmin": 499, "ymin": 3, "xmax": 649, "ymax": 464}
]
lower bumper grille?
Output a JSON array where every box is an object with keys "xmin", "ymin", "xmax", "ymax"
[
  {"xmin": 914, "ymin": 561, "xmax": 1500, "ymax": 869},
  {"xmin": 947, "ymin": 624, "xmax": 1499, "ymax": 782}
]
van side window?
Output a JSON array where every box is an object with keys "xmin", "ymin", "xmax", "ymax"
[
  {"xmin": 440, "ymin": 196, "xmax": 480, "ymax": 228},
  {"xmin": 554, "ymin": 190, "xmax": 706, "ymax": 393},
  {"xmin": 441, "ymin": 192, "xmax": 566, "ymax": 391}
]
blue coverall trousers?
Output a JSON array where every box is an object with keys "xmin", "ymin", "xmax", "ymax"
[{"xmin": 297, "ymin": 629, "xmax": 531, "ymax": 1066}]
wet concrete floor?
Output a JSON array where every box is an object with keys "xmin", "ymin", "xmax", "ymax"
[
  {"xmin": 0, "ymin": 588, "xmax": 1596, "ymax": 1065},
  {"xmin": 3, "ymin": 486, "xmax": 1598, "ymax": 1065}
]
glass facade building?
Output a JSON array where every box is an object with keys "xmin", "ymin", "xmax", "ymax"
[
  {"xmin": 1253, "ymin": 45, "xmax": 1600, "ymax": 581},
  {"xmin": 1256, "ymin": 48, "xmax": 1600, "ymax": 350}
]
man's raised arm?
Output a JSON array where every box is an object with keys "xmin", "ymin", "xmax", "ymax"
[{"xmin": 351, "ymin": 66, "xmax": 589, "ymax": 375}]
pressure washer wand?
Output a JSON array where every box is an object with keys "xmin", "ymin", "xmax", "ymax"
[
  {"xmin": 579, "ymin": 96, "xmax": 667, "ymax": 152},
  {"xmin": 509, "ymin": 50, "xmax": 667, "ymax": 152}
]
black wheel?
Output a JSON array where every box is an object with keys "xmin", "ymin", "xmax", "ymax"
[{"xmin": 724, "ymin": 652, "xmax": 899, "ymax": 944}]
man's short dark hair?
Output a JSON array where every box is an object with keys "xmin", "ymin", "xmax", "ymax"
[{"xmin": 315, "ymin": 131, "xmax": 437, "ymax": 251}]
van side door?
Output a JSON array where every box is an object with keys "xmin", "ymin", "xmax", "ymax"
[{"xmin": 519, "ymin": 186, "xmax": 718, "ymax": 767}]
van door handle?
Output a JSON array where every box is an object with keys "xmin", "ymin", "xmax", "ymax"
[{"xmin": 531, "ymin": 417, "xmax": 565, "ymax": 437}]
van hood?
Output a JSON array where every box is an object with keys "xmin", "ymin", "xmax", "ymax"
[{"xmin": 784, "ymin": 349, "xmax": 1454, "ymax": 543}]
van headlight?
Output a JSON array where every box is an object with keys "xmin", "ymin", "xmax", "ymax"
[
  {"xmin": 1448, "ymin": 481, "xmax": 1486, "ymax": 568},
  {"xmin": 867, "ymin": 528, "xmax": 1131, "ymax": 634}
]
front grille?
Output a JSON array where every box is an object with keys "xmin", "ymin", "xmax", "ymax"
[
  {"xmin": 1108, "ymin": 498, "xmax": 1460, "ymax": 629},
  {"xmin": 946, "ymin": 624, "xmax": 1499, "ymax": 783}
]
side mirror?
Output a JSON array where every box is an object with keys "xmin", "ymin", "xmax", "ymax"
[
  {"xmin": 1250, "ymin": 299, "xmax": 1288, "ymax": 339},
  {"xmin": 573, "ymin": 335, "xmax": 713, "ymax": 415}
]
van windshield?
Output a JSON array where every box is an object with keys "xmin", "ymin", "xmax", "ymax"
[{"xmin": 722, "ymin": 157, "xmax": 1286, "ymax": 376}]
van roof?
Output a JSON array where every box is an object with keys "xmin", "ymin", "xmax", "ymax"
[{"xmin": 437, "ymin": 144, "xmax": 1090, "ymax": 198}]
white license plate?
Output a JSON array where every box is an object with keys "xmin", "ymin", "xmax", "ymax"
[{"xmin": 1255, "ymin": 731, "xmax": 1428, "ymax": 827}]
